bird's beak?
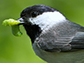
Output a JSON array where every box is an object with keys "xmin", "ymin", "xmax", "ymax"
[{"xmin": 17, "ymin": 18, "xmax": 25, "ymax": 25}]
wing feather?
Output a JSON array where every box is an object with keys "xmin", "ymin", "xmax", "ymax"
[
  {"xmin": 70, "ymin": 32, "xmax": 84, "ymax": 49},
  {"xmin": 35, "ymin": 20, "xmax": 84, "ymax": 52}
]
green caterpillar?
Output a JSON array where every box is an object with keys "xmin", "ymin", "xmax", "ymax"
[{"xmin": 2, "ymin": 19, "xmax": 22, "ymax": 37}]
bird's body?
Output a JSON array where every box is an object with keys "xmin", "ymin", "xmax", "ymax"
[
  {"xmin": 18, "ymin": 5, "xmax": 84, "ymax": 63},
  {"xmin": 33, "ymin": 42, "xmax": 84, "ymax": 63},
  {"xmin": 33, "ymin": 19, "xmax": 84, "ymax": 63}
]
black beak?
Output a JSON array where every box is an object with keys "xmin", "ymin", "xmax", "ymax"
[{"xmin": 17, "ymin": 18, "xmax": 25, "ymax": 25}]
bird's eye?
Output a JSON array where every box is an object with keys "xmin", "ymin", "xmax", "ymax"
[{"xmin": 31, "ymin": 11, "xmax": 39, "ymax": 17}]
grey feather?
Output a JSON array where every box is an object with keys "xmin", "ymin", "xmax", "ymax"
[
  {"xmin": 71, "ymin": 32, "xmax": 84, "ymax": 49},
  {"xmin": 35, "ymin": 20, "xmax": 84, "ymax": 52}
]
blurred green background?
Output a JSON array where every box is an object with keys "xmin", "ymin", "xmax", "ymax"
[{"xmin": 0, "ymin": 0, "xmax": 84, "ymax": 63}]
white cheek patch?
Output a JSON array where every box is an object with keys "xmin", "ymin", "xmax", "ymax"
[{"xmin": 28, "ymin": 11, "xmax": 66, "ymax": 30}]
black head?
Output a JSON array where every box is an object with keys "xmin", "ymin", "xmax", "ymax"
[
  {"xmin": 20, "ymin": 5, "xmax": 58, "ymax": 43},
  {"xmin": 21, "ymin": 5, "xmax": 57, "ymax": 18}
]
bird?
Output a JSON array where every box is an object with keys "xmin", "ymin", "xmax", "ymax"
[{"xmin": 18, "ymin": 5, "xmax": 84, "ymax": 63}]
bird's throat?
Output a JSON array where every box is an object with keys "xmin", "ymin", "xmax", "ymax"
[{"xmin": 23, "ymin": 24, "xmax": 42, "ymax": 43}]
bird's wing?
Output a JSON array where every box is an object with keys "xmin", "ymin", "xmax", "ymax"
[
  {"xmin": 71, "ymin": 32, "xmax": 84, "ymax": 49},
  {"xmin": 35, "ymin": 20, "xmax": 84, "ymax": 52}
]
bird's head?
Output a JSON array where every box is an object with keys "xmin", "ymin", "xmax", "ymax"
[{"xmin": 18, "ymin": 5, "xmax": 66, "ymax": 42}]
